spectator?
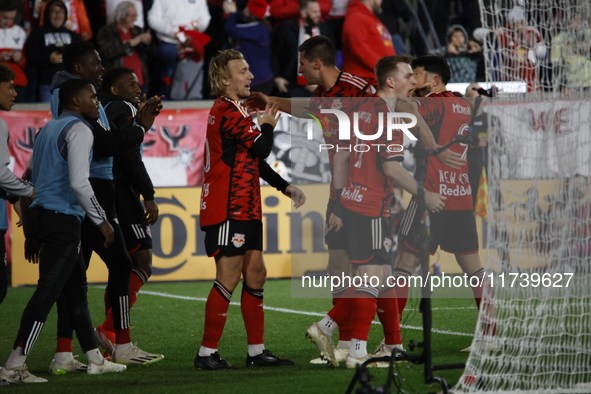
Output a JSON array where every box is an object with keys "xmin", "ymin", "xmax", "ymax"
[
  {"xmin": 341, "ymin": 0, "xmax": 395, "ymax": 84},
  {"xmin": 445, "ymin": 24, "xmax": 482, "ymax": 83},
  {"xmin": 379, "ymin": 0, "xmax": 412, "ymax": 55},
  {"xmin": 224, "ymin": 0, "xmax": 273, "ymax": 95},
  {"xmin": 37, "ymin": 0, "xmax": 93, "ymax": 41},
  {"xmin": 96, "ymin": 1, "xmax": 155, "ymax": 94},
  {"xmin": 271, "ymin": 0, "xmax": 333, "ymax": 97},
  {"xmin": 495, "ymin": 6, "xmax": 546, "ymax": 92},
  {"xmin": 323, "ymin": 0, "xmax": 349, "ymax": 53},
  {"xmin": 147, "ymin": 0, "xmax": 211, "ymax": 99},
  {"xmin": 0, "ymin": 0, "xmax": 28, "ymax": 101},
  {"xmin": 25, "ymin": 0, "xmax": 81, "ymax": 102},
  {"xmin": 551, "ymin": 13, "xmax": 591, "ymax": 94},
  {"xmin": 269, "ymin": 0, "xmax": 330, "ymax": 26},
  {"xmin": 106, "ymin": 0, "xmax": 145, "ymax": 29}
]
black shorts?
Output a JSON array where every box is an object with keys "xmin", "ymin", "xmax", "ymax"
[
  {"xmin": 204, "ymin": 220, "xmax": 263, "ymax": 257},
  {"xmin": 120, "ymin": 223, "xmax": 153, "ymax": 253},
  {"xmin": 342, "ymin": 208, "xmax": 392, "ymax": 265},
  {"xmin": 399, "ymin": 199, "xmax": 479, "ymax": 255},
  {"xmin": 113, "ymin": 179, "xmax": 145, "ymax": 225},
  {"xmin": 325, "ymin": 199, "xmax": 348, "ymax": 251}
]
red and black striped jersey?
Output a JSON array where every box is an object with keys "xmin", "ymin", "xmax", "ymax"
[
  {"xmin": 309, "ymin": 72, "xmax": 375, "ymax": 201},
  {"xmin": 416, "ymin": 91, "xmax": 473, "ymax": 210},
  {"xmin": 341, "ymin": 98, "xmax": 404, "ymax": 217},
  {"xmin": 200, "ymin": 97, "xmax": 263, "ymax": 228}
]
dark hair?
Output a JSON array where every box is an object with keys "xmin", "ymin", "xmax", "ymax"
[
  {"xmin": 299, "ymin": 0, "xmax": 318, "ymax": 12},
  {"xmin": 411, "ymin": 55, "xmax": 451, "ymax": 85},
  {"xmin": 43, "ymin": 0, "xmax": 68, "ymax": 28},
  {"xmin": 298, "ymin": 35, "xmax": 336, "ymax": 67},
  {"xmin": 102, "ymin": 67, "xmax": 134, "ymax": 91},
  {"xmin": 59, "ymin": 78, "xmax": 93, "ymax": 107},
  {"xmin": 0, "ymin": 0, "xmax": 19, "ymax": 12},
  {"xmin": 62, "ymin": 41, "xmax": 97, "ymax": 73},
  {"xmin": 374, "ymin": 55, "xmax": 413, "ymax": 89},
  {"xmin": 0, "ymin": 64, "xmax": 15, "ymax": 84}
]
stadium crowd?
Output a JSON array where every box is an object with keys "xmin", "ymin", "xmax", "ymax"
[{"xmin": 6, "ymin": 0, "xmax": 588, "ymax": 102}]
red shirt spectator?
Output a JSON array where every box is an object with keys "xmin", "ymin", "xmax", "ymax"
[
  {"xmin": 270, "ymin": 0, "xmax": 331, "ymax": 25},
  {"xmin": 341, "ymin": 0, "xmax": 395, "ymax": 84}
]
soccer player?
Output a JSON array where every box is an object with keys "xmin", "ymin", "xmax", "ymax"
[
  {"xmin": 247, "ymin": 36, "xmax": 463, "ymax": 366},
  {"xmin": 249, "ymin": 35, "xmax": 376, "ymax": 366},
  {"xmin": 47, "ymin": 41, "xmax": 163, "ymax": 370},
  {"xmin": 394, "ymin": 55, "xmax": 486, "ymax": 331},
  {"xmin": 195, "ymin": 49, "xmax": 306, "ymax": 370},
  {"xmin": 0, "ymin": 64, "xmax": 35, "ymax": 307},
  {"xmin": 0, "ymin": 79, "xmax": 126, "ymax": 384},
  {"xmin": 93, "ymin": 67, "xmax": 161, "ymax": 350},
  {"xmin": 307, "ymin": 55, "xmax": 447, "ymax": 368}
]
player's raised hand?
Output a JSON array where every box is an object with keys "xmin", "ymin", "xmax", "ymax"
[
  {"xmin": 435, "ymin": 148, "xmax": 466, "ymax": 170},
  {"xmin": 283, "ymin": 185, "xmax": 306, "ymax": 209},
  {"xmin": 136, "ymin": 95, "xmax": 163, "ymax": 129},
  {"xmin": 100, "ymin": 222, "xmax": 115, "ymax": 248},
  {"xmin": 257, "ymin": 102, "xmax": 281, "ymax": 129},
  {"xmin": 425, "ymin": 191, "xmax": 446, "ymax": 213},
  {"xmin": 244, "ymin": 91, "xmax": 268, "ymax": 111}
]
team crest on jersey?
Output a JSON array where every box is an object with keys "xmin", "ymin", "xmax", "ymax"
[
  {"xmin": 383, "ymin": 237, "xmax": 392, "ymax": 253},
  {"xmin": 331, "ymin": 99, "xmax": 342, "ymax": 109},
  {"xmin": 232, "ymin": 233, "xmax": 246, "ymax": 248}
]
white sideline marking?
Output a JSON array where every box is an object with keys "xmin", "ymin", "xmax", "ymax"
[{"xmin": 138, "ymin": 290, "xmax": 474, "ymax": 337}]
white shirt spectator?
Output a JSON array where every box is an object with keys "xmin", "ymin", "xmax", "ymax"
[{"xmin": 147, "ymin": 0, "xmax": 211, "ymax": 44}]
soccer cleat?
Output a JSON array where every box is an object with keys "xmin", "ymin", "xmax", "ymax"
[
  {"xmin": 194, "ymin": 352, "xmax": 237, "ymax": 370},
  {"xmin": 345, "ymin": 354, "xmax": 379, "ymax": 369},
  {"xmin": 246, "ymin": 350, "xmax": 295, "ymax": 367},
  {"xmin": 371, "ymin": 343, "xmax": 407, "ymax": 368},
  {"xmin": 112, "ymin": 344, "xmax": 164, "ymax": 366},
  {"xmin": 0, "ymin": 364, "xmax": 47, "ymax": 383},
  {"xmin": 49, "ymin": 355, "xmax": 88, "ymax": 375},
  {"xmin": 305, "ymin": 322, "xmax": 338, "ymax": 367},
  {"xmin": 94, "ymin": 325, "xmax": 115, "ymax": 353},
  {"xmin": 309, "ymin": 348, "xmax": 349, "ymax": 365},
  {"xmin": 87, "ymin": 359, "xmax": 127, "ymax": 375}
]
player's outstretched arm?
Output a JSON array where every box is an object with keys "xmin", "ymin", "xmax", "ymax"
[{"xmin": 245, "ymin": 91, "xmax": 310, "ymax": 118}]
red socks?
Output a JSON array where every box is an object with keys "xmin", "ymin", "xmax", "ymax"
[
  {"xmin": 56, "ymin": 337, "xmax": 72, "ymax": 353},
  {"xmin": 377, "ymin": 288, "xmax": 402, "ymax": 345},
  {"xmin": 201, "ymin": 280, "xmax": 232, "ymax": 349},
  {"xmin": 241, "ymin": 284, "xmax": 264, "ymax": 345},
  {"xmin": 350, "ymin": 295, "xmax": 378, "ymax": 342}
]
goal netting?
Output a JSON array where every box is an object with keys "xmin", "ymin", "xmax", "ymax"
[
  {"xmin": 453, "ymin": 1, "xmax": 591, "ymax": 392},
  {"xmin": 473, "ymin": 0, "xmax": 591, "ymax": 94}
]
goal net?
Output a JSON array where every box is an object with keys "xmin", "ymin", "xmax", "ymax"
[{"xmin": 454, "ymin": 1, "xmax": 591, "ymax": 392}]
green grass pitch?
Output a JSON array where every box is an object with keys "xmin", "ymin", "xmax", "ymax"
[{"xmin": 0, "ymin": 279, "xmax": 478, "ymax": 393}]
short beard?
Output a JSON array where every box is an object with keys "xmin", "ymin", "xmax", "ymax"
[{"xmin": 305, "ymin": 15, "xmax": 317, "ymax": 27}]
